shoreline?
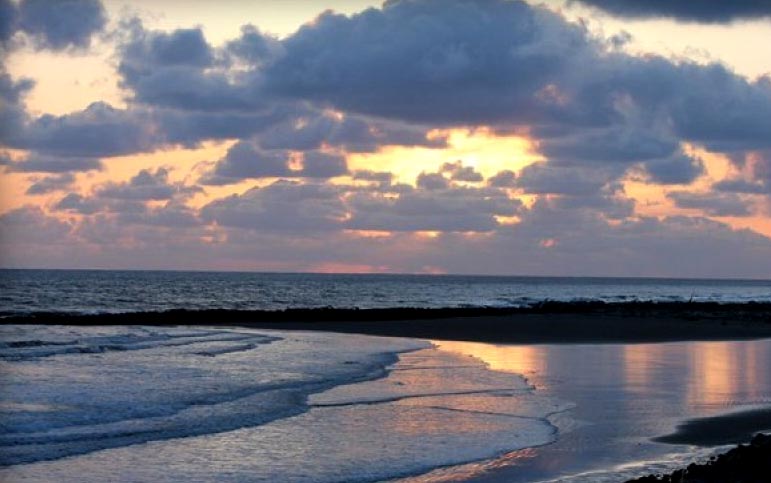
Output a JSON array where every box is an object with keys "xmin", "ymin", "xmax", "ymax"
[
  {"xmin": 628, "ymin": 433, "xmax": 771, "ymax": 482},
  {"xmin": 5, "ymin": 301, "xmax": 771, "ymax": 344}
]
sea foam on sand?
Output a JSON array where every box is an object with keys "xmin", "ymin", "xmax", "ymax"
[{"xmin": 0, "ymin": 325, "xmax": 566, "ymax": 483}]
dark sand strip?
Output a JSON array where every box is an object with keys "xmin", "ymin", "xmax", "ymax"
[
  {"xmin": 4, "ymin": 302, "xmax": 771, "ymax": 344},
  {"xmin": 655, "ymin": 407, "xmax": 771, "ymax": 446}
]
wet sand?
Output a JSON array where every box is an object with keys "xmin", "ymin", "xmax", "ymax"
[{"xmin": 655, "ymin": 407, "xmax": 771, "ymax": 446}]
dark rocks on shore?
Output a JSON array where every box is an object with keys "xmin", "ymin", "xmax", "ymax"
[
  {"xmin": 4, "ymin": 300, "xmax": 771, "ymax": 326},
  {"xmin": 628, "ymin": 433, "xmax": 771, "ymax": 483}
]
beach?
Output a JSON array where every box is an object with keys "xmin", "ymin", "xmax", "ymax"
[{"xmin": 3, "ymin": 317, "xmax": 771, "ymax": 482}]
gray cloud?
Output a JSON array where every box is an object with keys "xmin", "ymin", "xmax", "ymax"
[
  {"xmin": 487, "ymin": 170, "xmax": 517, "ymax": 188},
  {"xmin": 300, "ymin": 151, "xmax": 348, "ymax": 178},
  {"xmin": 258, "ymin": 111, "xmax": 445, "ymax": 153},
  {"xmin": 0, "ymin": 0, "xmax": 16, "ymax": 46},
  {"xmin": 714, "ymin": 151, "xmax": 771, "ymax": 194},
  {"xmin": 200, "ymin": 180, "xmax": 346, "ymax": 232},
  {"xmin": 203, "ymin": 142, "xmax": 291, "ymax": 185},
  {"xmin": 572, "ymin": 0, "xmax": 771, "ymax": 23},
  {"xmin": 643, "ymin": 152, "xmax": 705, "ymax": 185},
  {"xmin": 55, "ymin": 193, "xmax": 101, "ymax": 215},
  {"xmin": 97, "ymin": 168, "xmax": 200, "ymax": 201},
  {"xmin": 440, "ymin": 161, "xmax": 483, "ymax": 182},
  {"xmin": 416, "ymin": 172, "xmax": 450, "ymax": 190},
  {"xmin": 668, "ymin": 191, "xmax": 752, "ymax": 217},
  {"xmin": 346, "ymin": 184, "xmax": 520, "ymax": 232},
  {"xmin": 25, "ymin": 173, "xmax": 75, "ymax": 195},
  {"xmin": 9, "ymin": 102, "xmax": 158, "ymax": 158},
  {"xmin": 17, "ymin": 0, "xmax": 106, "ymax": 50},
  {"xmin": 11, "ymin": 154, "xmax": 102, "ymax": 173},
  {"xmin": 515, "ymin": 163, "xmax": 614, "ymax": 196}
]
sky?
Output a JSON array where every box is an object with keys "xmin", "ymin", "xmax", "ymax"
[{"xmin": 2, "ymin": 0, "xmax": 771, "ymax": 278}]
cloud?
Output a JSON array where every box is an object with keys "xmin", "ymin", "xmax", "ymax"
[
  {"xmin": 0, "ymin": 206, "xmax": 72, "ymax": 247},
  {"xmin": 714, "ymin": 151, "xmax": 771, "ymax": 194},
  {"xmin": 203, "ymin": 144, "xmax": 347, "ymax": 185},
  {"xmin": 97, "ymin": 168, "xmax": 200, "ymax": 201},
  {"xmin": 416, "ymin": 172, "xmax": 450, "ymax": 190},
  {"xmin": 264, "ymin": 0, "xmax": 594, "ymax": 126},
  {"xmin": 642, "ymin": 152, "xmax": 705, "ymax": 185},
  {"xmin": 571, "ymin": 0, "xmax": 771, "ymax": 23},
  {"xmin": 300, "ymin": 151, "xmax": 348, "ymax": 178},
  {"xmin": 9, "ymin": 102, "xmax": 159, "ymax": 158},
  {"xmin": 668, "ymin": 191, "xmax": 752, "ymax": 217},
  {"xmin": 202, "ymin": 141, "xmax": 291, "ymax": 185},
  {"xmin": 487, "ymin": 170, "xmax": 517, "ymax": 188},
  {"xmin": 11, "ymin": 154, "xmax": 102, "ymax": 173},
  {"xmin": 346, "ymin": 184, "xmax": 520, "ymax": 232},
  {"xmin": 25, "ymin": 173, "xmax": 75, "ymax": 195},
  {"xmin": 54, "ymin": 192, "xmax": 101, "ymax": 214},
  {"xmin": 253, "ymin": 0, "xmax": 771, "ymax": 184},
  {"xmin": 440, "ymin": 161, "xmax": 483, "ymax": 182},
  {"xmin": 352, "ymin": 170, "xmax": 394, "ymax": 185},
  {"xmin": 257, "ymin": 111, "xmax": 445, "ymax": 153},
  {"xmin": 17, "ymin": 0, "xmax": 106, "ymax": 50},
  {"xmin": 0, "ymin": 0, "xmax": 17, "ymax": 46},
  {"xmin": 200, "ymin": 180, "xmax": 346, "ymax": 232},
  {"xmin": 515, "ymin": 162, "xmax": 614, "ymax": 196},
  {"xmin": 117, "ymin": 21, "xmax": 264, "ymax": 112}
]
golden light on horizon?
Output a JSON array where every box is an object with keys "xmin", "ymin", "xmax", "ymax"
[{"xmin": 347, "ymin": 128, "xmax": 543, "ymax": 187}]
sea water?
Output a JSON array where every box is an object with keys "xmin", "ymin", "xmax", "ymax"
[
  {"xmin": 0, "ymin": 325, "xmax": 567, "ymax": 482},
  {"xmin": 2, "ymin": 269, "xmax": 770, "ymax": 315}
]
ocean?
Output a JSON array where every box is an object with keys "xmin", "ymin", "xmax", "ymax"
[{"xmin": 2, "ymin": 269, "xmax": 770, "ymax": 315}]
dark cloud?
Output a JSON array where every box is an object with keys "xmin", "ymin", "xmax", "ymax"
[
  {"xmin": 0, "ymin": 0, "xmax": 17, "ymax": 46},
  {"xmin": 300, "ymin": 151, "xmax": 348, "ymax": 178},
  {"xmin": 0, "ymin": 206, "xmax": 72, "ymax": 251},
  {"xmin": 203, "ymin": 144, "xmax": 347, "ymax": 185},
  {"xmin": 264, "ymin": 0, "xmax": 594, "ymax": 126},
  {"xmin": 440, "ymin": 161, "xmax": 483, "ymax": 182},
  {"xmin": 116, "ymin": 202, "xmax": 202, "ymax": 228},
  {"xmin": 251, "ymin": 0, "xmax": 771, "ymax": 184},
  {"xmin": 55, "ymin": 193, "xmax": 101, "ymax": 215},
  {"xmin": 541, "ymin": 127, "xmax": 678, "ymax": 164},
  {"xmin": 346, "ymin": 185, "xmax": 519, "ymax": 232},
  {"xmin": 0, "ymin": 72, "xmax": 34, "ymax": 140},
  {"xmin": 25, "ymin": 173, "xmax": 75, "ymax": 195},
  {"xmin": 10, "ymin": 102, "xmax": 159, "ymax": 158},
  {"xmin": 118, "ymin": 21, "xmax": 264, "ymax": 112},
  {"xmin": 515, "ymin": 163, "xmax": 613, "ymax": 196},
  {"xmin": 17, "ymin": 0, "xmax": 106, "ymax": 50},
  {"xmin": 11, "ymin": 154, "xmax": 102, "ymax": 173},
  {"xmin": 572, "ymin": 0, "xmax": 771, "ymax": 23},
  {"xmin": 352, "ymin": 170, "xmax": 393, "ymax": 185},
  {"xmin": 713, "ymin": 151, "xmax": 771, "ymax": 194},
  {"xmin": 643, "ymin": 152, "xmax": 705, "ymax": 185},
  {"xmin": 668, "ymin": 191, "xmax": 752, "ymax": 217},
  {"xmin": 200, "ymin": 180, "xmax": 347, "ymax": 232},
  {"xmin": 416, "ymin": 172, "xmax": 450, "ymax": 190},
  {"xmin": 487, "ymin": 170, "xmax": 517, "ymax": 188},
  {"xmin": 225, "ymin": 24, "xmax": 281, "ymax": 65},
  {"xmin": 203, "ymin": 142, "xmax": 291, "ymax": 185},
  {"xmin": 97, "ymin": 168, "xmax": 200, "ymax": 201},
  {"xmin": 714, "ymin": 179, "xmax": 770, "ymax": 194},
  {"xmin": 257, "ymin": 111, "xmax": 445, "ymax": 153}
]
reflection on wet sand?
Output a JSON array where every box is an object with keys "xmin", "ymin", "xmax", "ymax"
[
  {"xmin": 435, "ymin": 339, "xmax": 771, "ymax": 413},
  {"xmin": 428, "ymin": 338, "xmax": 771, "ymax": 482}
]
